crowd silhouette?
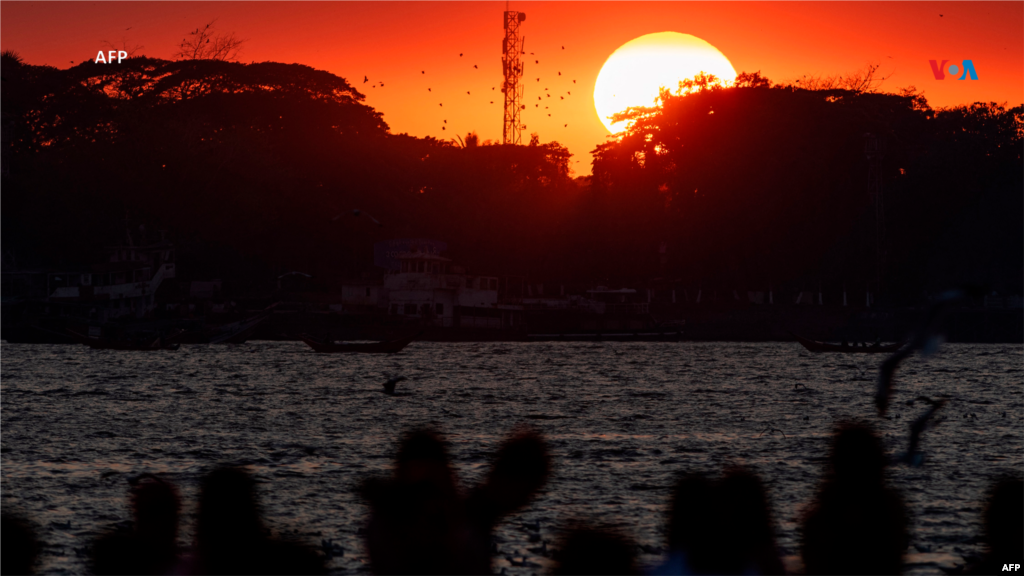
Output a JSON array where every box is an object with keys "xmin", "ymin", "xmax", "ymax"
[{"xmin": 0, "ymin": 422, "xmax": 1020, "ymax": 576}]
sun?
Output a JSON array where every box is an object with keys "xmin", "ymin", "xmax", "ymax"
[{"xmin": 594, "ymin": 32, "xmax": 737, "ymax": 133}]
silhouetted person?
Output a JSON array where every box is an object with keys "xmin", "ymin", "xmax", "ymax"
[
  {"xmin": 658, "ymin": 469, "xmax": 783, "ymax": 575},
  {"xmin": 360, "ymin": 427, "xmax": 549, "ymax": 574},
  {"xmin": 1, "ymin": 513, "xmax": 40, "ymax": 575},
  {"xmin": 92, "ymin": 474, "xmax": 181, "ymax": 575},
  {"xmin": 714, "ymin": 468, "xmax": 785, "ymax": 575},
  {"xmin": 801, "ymin": 422, "xmax": 909, "ymax": 575},
  {"xmin": 191, "ymin": 467, "xmax": 324, "ymax": 575},
  {"xmin": 966, "ymin": 476, "xmax": 1023, "ymax": 575},
  {"xmin": 552, "ymin": 526, "xmax": 636, "ymax": 575}
]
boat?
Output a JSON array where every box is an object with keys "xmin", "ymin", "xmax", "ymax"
[
  {"xmin": 792, "ymin": 332, "xmax": 904, "ymax": 354},
  {"xmin": 174, "ymin": 304, "xmax": 277, "ymax": 344},
  {"xmin": 299, "ymin": 332, "xmax": 418, "ymax": 353},
  {"xmin": 526, "ymin": 331, "xmax": 684, "ymax": 342},
  {"xmin": 67, "ymin": 329, "xmax": 181, "ymax": 351}
]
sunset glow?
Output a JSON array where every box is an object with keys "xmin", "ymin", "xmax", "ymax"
[{"xmin": 594, "ymin": 32, "xmax": 737, "ymax": 133}]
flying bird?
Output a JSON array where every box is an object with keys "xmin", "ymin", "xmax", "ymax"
[
  {"xmin": 561, "ymin": 46, "xmax": 564, "ymax": 49},
  {"xmin": 547, "ymin": 113, "xmax": 550, "ymax": 116},
  {"xmin": 560, "ymin": 96, "xmax": 564, "ymax": 100},
  {"xmin": 442, "ymin": 126, "xmax": 446, "ymax": 130},
  {"xmin": 877, "ymin": 288, "xmax": 973, "ymax": 414},
  {"xmin": 459, "ymin": 53, "xmax": 463, "ymax": 56},
  {"xmin": 567, "ymin": 91, "xmax": 571, "ymax": 95},
  {"xmin": 490, "ymin": 101, "xmax": 494, "ymax": 104},
  {"xmin": 467, "ymin": 91, "xmax": 470, "ymax": 95},
  {"xmin": 564, "ymin": 124, "xmax": 567, "ymax": 127},
  {"xmin": 899, "ymin": 399, "xmax": 947, "ymax": 466},
  {"xmin": 363, "ymin": 75, "xmax": 368, "ymax": 83},
  {"xmin": 535, "ymin": 60, "xmax": 539, "ymax": 64},
  {"xmin": 535, "ymin": 104, "xmax": 538, "ymax": 107},
  {"xmin": 573, "ymin": 79, "xmax": 576, "ymax": 83},
  {"xmin": 439, "ymin": 103, "xmax": 443, "ymax": 106},
  {"xmin": 536, "ymin": 78, "xmax": 540, "ymax": 82},
  {"xmin": 492, "ymin": 87, "xmax": 495, "ymax": 90},
  {"xmin": 444, "ymin": 119, "xmax": 447, "ymax": 123},
  {"xmin": 421, "ymin": 70, "xmax": 425, "ymax": 74},
  {"xmin": 382, "ymin": 375, "xmax": 407, "ymax": 395},
  {"xmin": 380, "ymin": 82, "xmax": 384, "ymax": 87},
  {"xmin": 537, "ymin": 96, "xmax": 541, "ymax": 100},
  {"xmin": 428, "ymin": 88, "xmax": 431, "ymax": 91},
  {"xmin": 473, "ymin": 64, "xmax": 478, "ymax": 69},
  {"xmin": 558, "ymin": 71, "xmax": 561, "ymax": 75}
]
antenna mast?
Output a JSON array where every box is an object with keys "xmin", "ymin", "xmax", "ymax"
[{"xmin": 502, "ymin": 5, "xmax": 526, "ymax": 144}]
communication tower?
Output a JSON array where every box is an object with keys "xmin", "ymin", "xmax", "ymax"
[{"xmin": 502, "ymin": 7, "xmax": 526, "ymax": 144}]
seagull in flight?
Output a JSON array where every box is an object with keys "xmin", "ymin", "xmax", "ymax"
[
  {"xmin": 899, "ymin": 398, "xmax": 947, "ymax": 466},
  {"xmin": 473, "ymin": 64, "xmax": 478, "ymax": 69},
  {"xmin": 877, "ymin": 289, "xmax": 972, "ymax": 414},
  {"xmin": 382, "ymin": 375, "xmax": 407, "ymax": 395},
  {"xmin": 363, "ymin": 75, "xmax": 368, "ymax": 83}
]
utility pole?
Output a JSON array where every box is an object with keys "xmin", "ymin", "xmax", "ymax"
[{"xmin": 502, "ymin": 4, "xmax": 526, "ymax": 144}]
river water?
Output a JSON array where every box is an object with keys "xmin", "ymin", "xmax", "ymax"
[{"xmin": 1, "ymin": 341, "xmax": 1021, "ymax": 574}]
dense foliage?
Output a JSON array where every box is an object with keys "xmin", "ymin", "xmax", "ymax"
[{"xmin": 2, "ymin": 54, "xmax": 1021, "ymax": 300}]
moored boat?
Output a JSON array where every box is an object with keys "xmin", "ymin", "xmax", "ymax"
[
  {"xmin": 299, "ymin": 332, "xmax": 418, "ymax": 353},
  {"xmin": 792, "ymin": 332, "xmax": 904, "ymax": 354}
]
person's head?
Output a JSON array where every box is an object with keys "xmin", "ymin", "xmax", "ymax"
[
  {"xmin": 395, "ymin": 428, "xmax": 457, "ymax": 494},
  {"xmin": 196, "ymin": 466, "xmax": 264, "ymax": 548},
  {"xmin": 983, "ymin": 476, "xmax": 1023, "ymax": 557},
  {"xmin": 131, "ymin": 474, "xmax": 180, "ymax": 544},
  {"xmin": 666, "ymin": 472, "xmax": 714, "ymax": 552},
  {"xmin": 717, "ymin": 467, "xmax": 776, "ymax": 548},
  {"xmin": 1, "ymin": 513, "xmax": 40, "ymax": 575},
  {"xmin": 554, "ymin": 525, "xmax": 636, "ymax": 575},
  {"xmin": 829, "ymin": 421, "xmax": 887, "ymax": 486}
]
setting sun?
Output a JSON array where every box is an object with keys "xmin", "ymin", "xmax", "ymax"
[{"xmin": 594, "ymin": 31, "xmax": 737, "ymax": 133}]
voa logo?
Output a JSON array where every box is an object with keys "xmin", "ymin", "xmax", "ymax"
[{"xmin": 929, "ymin": 59, "xmax": 979, "ymax": 80}]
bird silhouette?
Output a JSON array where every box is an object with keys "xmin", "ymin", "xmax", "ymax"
[
  {"xmin": 573, "ymin": 79, "xmax": 576, "ymax": 83},
  {"xmin": 363, "ymin": 75, "xmax": 368, "ymax": 83},
  {"xmin": 428, "ymin": 88, "xmax": 431, "ymax": 91},
  {"xmin": 547, "ymin": 113, "xmax": 551, "ymax": 116},
  {"xmin": 467, "ymin": 91, "xmax": 470, "ymax": 95},
  {"xmin": 560, "ymin": 96, "xmax": 564, "ymax": 100},
  {"xmin": 492, "ymin": 87, "xmax": 495, "ymax": 90},
  {"xmin": 537, "ymin": 96, "xmax": 541, "ymax": 100},
  {"xmin": 382, "ymin": 375, "xmax": 407, "ymax": 395},
  {"xmin": 439, "ymin": 103, "xmax": 443, "ymax": 106},
  {"xmin": 473, "ymin": 64, "xmax": 478, "ymax": 69},
  {"xmin": 534, "ymin": 60, "xmax": 539, "ymax": 64},
  {"xmin": 567, "ymin": 91, "xmax": 571, "ymax": 95},
  {"xmin": 459, "ymin": 53, "xmax": 463, "ymax": 56},
  {"xmin": 877, "ymin": 289, "xmax": 971, "ymax": 414},
  {"xmin": 564, "ymin": 124, "xmax": 567, "ymax": 127},
  {"xmin": 561, "ymin": 46, "xmax": 565, "ymax": 49},
  {"xmin": 442, "ymin": 126, "xmax": 446, "ymax": 130},
  {"xmin": 939, "ymin": 14, "xmax": 943, "ymax": 17},
  {"xmin": 536, "ymin": 78, "xmax": 540, "ymax": 82},
  {"xmin": 535, "ymin": 104, "xmax": 538, "ymax": 107},
  {"xmin": 901, "ymin": 399, "xmax": 947, "ymax": 466},
  {"xmin": 380, "ymin": 82, "xmax": 384, "ymax": 87},
  {"xmin": 558, "ymin": 71, "xmax": 561, "ymax": 75},
  {"xmin": 444, "ymin": 119, "xmax": 447, "ymax": 123}
]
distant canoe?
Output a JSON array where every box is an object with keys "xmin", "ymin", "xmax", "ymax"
[
  {"xmin": 300, "ymin": 332, "xmax": 418, "ymax": 353},
  {"xmin": 67, "ymin": 329, "xmax": 180, "ymax": 351},
  {"xmin": 792, "ymin": 332, "xmax": 904, "ymax": 354}
]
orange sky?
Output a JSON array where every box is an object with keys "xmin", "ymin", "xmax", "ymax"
[{"xmin": 3, "ymin": 1, "xmax": 1022, "ymax": 175}]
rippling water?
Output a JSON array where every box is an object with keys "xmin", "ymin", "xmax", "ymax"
[{"xmin": 2, "ymin": 341, "xmax": 1021, "ymax": 575}]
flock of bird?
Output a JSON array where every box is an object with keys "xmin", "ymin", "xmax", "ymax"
[{"xmin": 361, "ymin": 45, "xmax": 577, "ymax": 138}]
